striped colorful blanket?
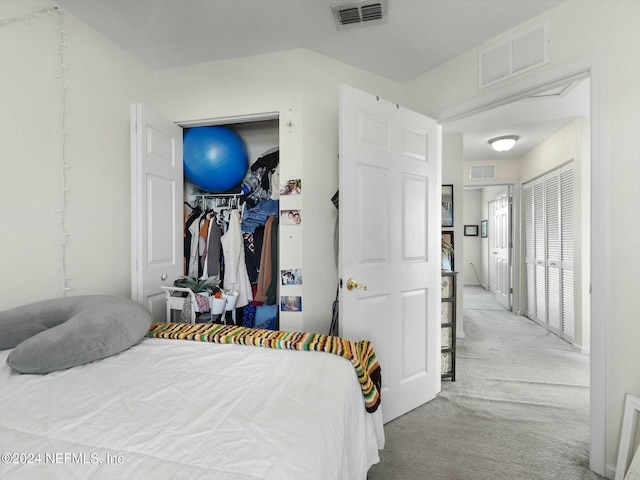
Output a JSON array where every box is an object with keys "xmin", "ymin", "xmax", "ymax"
[{"xmin": 147, "ymin": 322, "xmax": 382, "ymax": 413}]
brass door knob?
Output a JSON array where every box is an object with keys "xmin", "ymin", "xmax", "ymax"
[{"xmin": 346, "ymin": 278, "xmax": 368, "ymax": 291}]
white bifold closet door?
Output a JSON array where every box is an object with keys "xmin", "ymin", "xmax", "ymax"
[
  {"xmin": 523, "ymin": 163, "xmax": 574, "ymax": 343},
  {"xmin": 524, "ymin": 176, "xmax": 546, "ymax": 327},
  {"xmin": 559, "ymin": 166, "xmax": 575, "ymax": 342}
]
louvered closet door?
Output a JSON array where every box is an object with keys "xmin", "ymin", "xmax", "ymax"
[
  {"xmin": 523, "ymin": 177, "xmax": 545, "ymax": 326},
  {"xmin": 560, "ymin": 165, "xmax": 575, "ymax": 342},
  {"xmin": 523, "ymin": 165, "xmax": 575, "ymax": 343},
  {"xmin": 533, "ymin": 178, "xmax": 546, "ymax": 327},
  {"xmin": 545, "ymin": 171, "xmax": 562, "ymax": 336},
  {"xmin": 523, "ymin": 184, "xmax": 536, "ymax": 320}
]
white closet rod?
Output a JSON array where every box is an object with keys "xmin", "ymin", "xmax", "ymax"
[{"xmin": 194, "ymin": 193, "xmax": 242, "ymax": 210}]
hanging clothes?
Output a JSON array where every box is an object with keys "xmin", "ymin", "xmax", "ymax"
[
  {"xmin": 206, "ymin": 219, "xmax": 223, "ymax": 280},
  {"xmin": 220, "ymin": 210, "xmax": 253, "ymax": 308},
  {"xmin": 255, "ymin": 216, "xmax": 275, "ymax": 304},
  {"xmin": 241, "ymin": 198, "xmax": 279, "ymax": 233},
  {"xmin": 265, "ymin": 216, "xmax": 279, "ymax": 305},
  {"xmin": 198, "ymin": 216, "xmax": 211, "ymax": 277},
  {"xmin": 184, "ymin": 206, "xmax": 202, "ymax": 275},
  {"xmin": 187, "ymin": 214, "xmax": 201, "ymax": 277},
  {"xmin": 243, "ymin": 231, "xmax": 261, "ymax": 284},
  {"xmin": 270, "ymin": 165, "xmax": 280, "ymax": 200}
]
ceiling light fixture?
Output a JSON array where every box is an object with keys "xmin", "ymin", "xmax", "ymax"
[{"xmin": 488, "ymin": 135, "xmax": 519, "ymax": 152}]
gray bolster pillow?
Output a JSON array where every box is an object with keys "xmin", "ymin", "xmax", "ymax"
[{"xmin": 0, "ymin": 295, "xmax": 152, "ymax": 374}]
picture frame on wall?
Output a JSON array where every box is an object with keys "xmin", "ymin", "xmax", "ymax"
[
  {"xmin": 481, "ymin": 220, "xmax": 488, "ymax": 238},
  {"xmin": 442, "ymin": 185, "xmax": 453, "ymax": 227},
  {"xmin": 464, "ymin": 225, "xmax": 479, "ymax": 236},
  {"xmin": 441, "ymin": 231, "xmax": 454, "ymax": 271}
]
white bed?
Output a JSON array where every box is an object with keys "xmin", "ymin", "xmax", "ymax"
[{"xmin": 0, "ymin": 337, "xmax": 384, "ymax": 479}]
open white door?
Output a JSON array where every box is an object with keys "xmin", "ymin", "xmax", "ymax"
[
  {"xmin": 131, "ymin": 104, "xmax": 183, "ymax": 322},
  {"xmin": 493, "ymin": 188, "xmax": 511, "ymax": 309},
  {"xmin": 339, "ymin": 84, "xmax": 441, "ymax": 424}
]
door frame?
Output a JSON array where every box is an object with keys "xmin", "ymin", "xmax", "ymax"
[
  {"xmin": 435, "ymin": 53, "xmax": 606, "ymax": 475},
  {"xmin": 130, "ymin": 108, "xmax": 284, "ymax": 317},
  {"xmin": 464, "ymin": 182, "xmax": 519, "ymax": 314}
]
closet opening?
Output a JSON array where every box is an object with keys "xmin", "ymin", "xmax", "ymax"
[{"xmin": 175, "ymin": 114, "xmax": 281, "ymax": 330}]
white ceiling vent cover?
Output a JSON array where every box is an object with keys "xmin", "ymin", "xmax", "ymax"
[
  {"xmin": 469, "ymin": 164, "xmax": 496, "ymax": 180},
  {"xmin": 331, "ymin": 0, "xmax": 388, "ymax": 29},
  {"xmin": 479, "ymin": 22, "xmax": 549, "ymax": 89}
]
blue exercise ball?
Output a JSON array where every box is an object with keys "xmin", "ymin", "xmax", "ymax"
[{"xmin": 183, "ymin": 126, "xmax": 249, "ymax": 193}]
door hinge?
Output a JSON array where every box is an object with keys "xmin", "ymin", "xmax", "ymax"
[{"xmin": 510, "ymin": 288, "xmax": 513, "ymax": 294}]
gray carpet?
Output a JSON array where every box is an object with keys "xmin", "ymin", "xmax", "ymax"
[{"xmin": 368, "ymin": 286, "xmax": 603, "ymax": 480}]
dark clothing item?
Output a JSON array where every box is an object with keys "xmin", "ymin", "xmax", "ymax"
[
  {"xmin": 250, "ymin": 149, "xmax": 279, "ymax": 172},
  {"xmin": 265, "ymin": 217, "xmax": 279, "ymax": 305}
]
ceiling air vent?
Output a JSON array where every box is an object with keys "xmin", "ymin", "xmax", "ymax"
[
  {"xmin": 479, "ymin": 22, "xmax": 549, "ymax": 89},
  {"xmin": 331, "ymin": 0, "xmax": 388, "ymax": 29}
]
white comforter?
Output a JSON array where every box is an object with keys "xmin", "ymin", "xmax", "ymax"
[{"xmin": 0, "ymin": 338, "xmax": 384, "ymax": 480}]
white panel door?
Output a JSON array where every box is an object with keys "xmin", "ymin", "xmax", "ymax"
[
  {"xmin": 131, "ymin": 104, "xmax": 183, "ymax": 322},
  {"xmin": 488, "ymin": 200, "xmax": 497, "ymax": 294},
  {"xmin": 339, "ymin": 84, "xmax": 440, "ymax": 424},
  {"xmin": 493, "ymin": 189, "xmax": 511, "ymax": 309}
]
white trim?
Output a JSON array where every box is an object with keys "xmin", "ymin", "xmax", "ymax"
[
  {"xmin": 589, "ymin": 50, "xmax": 607, "ymax": 477},
  {"xmin": 572, "ymin": 344, "xmax": 590, "ymax": 355},
  {"xmin": 437, "ymin": 56, "xmax": 591, "ymax": 123},
  {"xmin": 436, "ymin": 52, "xmax": 607, "ymax": 477},
  {"xmin": 614, "ymin": 394, "xmax": 640, "ymax": 480},
  {"xmin": 178, "ymin": 111, "xmax": 280, "ymax": 128}
]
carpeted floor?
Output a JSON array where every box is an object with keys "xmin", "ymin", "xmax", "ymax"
[{"xmin": 367, "ymin": 286, "xmax": 603, "ymax": 480}]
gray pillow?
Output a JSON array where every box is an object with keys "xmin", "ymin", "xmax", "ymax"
[{"xmin": 1, "ymin": 295, "xmax": 152, "ymax": 374}]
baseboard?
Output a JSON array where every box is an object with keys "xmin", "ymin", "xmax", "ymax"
[
  {"xmin": 456, "ymin": 329, "xmax": 465, "ymax": 339},
  {"xmin": 605, "ymin": 462, "xmax": 616, "ymax": 479},
  {"xmin": 572, "ymin": 343, "xmax": 590, "ymax": 355}
]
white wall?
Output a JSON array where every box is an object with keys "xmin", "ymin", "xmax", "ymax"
[
  {"xmin": 519, "ymin": 118, "xmax": 585, "ymax": 182},
  {"xmin": 0, "ymin": 1, "xmax": 153, "ymax": 309},
  {"xmin": 442, "ymin": 134, "xmax": 465, "ymax": 336},
  {"xmin": 406, "ymin": 1, "xmax": 640, "ymax": 474},
  {"xmin": 153, "ymin": 49, "xmax": 405, "ymax": 334},
  {"xmin": 462, "ymin": 189, "xmax": 483, "ymax": 286}
]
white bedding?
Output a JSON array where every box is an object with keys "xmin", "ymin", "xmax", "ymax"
[{"xmin": 0, "ymin": 337, "xmax": 384, "ymax": 479}]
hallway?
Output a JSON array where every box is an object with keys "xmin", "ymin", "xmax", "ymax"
[{"xmin": 368, "ymin": 285, "xmax": 600, "ymax": 479}]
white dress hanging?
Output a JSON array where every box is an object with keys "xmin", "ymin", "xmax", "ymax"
[{"xmin": 220, "ymin": 210, "xmax": 253, "ymax": 309}]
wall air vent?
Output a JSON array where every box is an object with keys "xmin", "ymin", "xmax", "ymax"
[
  {"xmin": 469, "ymin": 164, "xmax": 496, "ymax": 180},
  {"xmin": 479, "ymin": 22, "xmax": 549, "ymax": 89},
  {"xmin": 331, "ymin": 0, "xmax": 388, "ymax": 29}
]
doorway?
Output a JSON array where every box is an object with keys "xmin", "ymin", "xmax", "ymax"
[{"xmin": 437, "ymin": 55, "xmax": 605, "ymax": 475}]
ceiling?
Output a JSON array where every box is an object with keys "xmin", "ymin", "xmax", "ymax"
[
  {"xmin": 446, "ymin": 77, "xmax": 590, "ymax": 162},
  {"xmin": 56, "ymin": 0, "xmax": 563, "ymax": 83},
  {"xmin": 57, "ymin": 0, "xmax": 585, "ymax": 163}
]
